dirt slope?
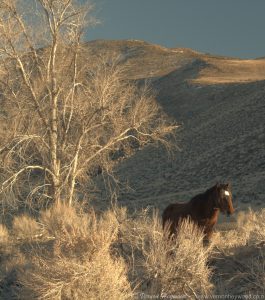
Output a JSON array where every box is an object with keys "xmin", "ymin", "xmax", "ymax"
[{"xmin": 86, "ymin": 40, "xmax": 265, "ymax": 213}]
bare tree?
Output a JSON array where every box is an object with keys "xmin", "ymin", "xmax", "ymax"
[{"xmin": 0, "ymin": 0, "xmax": 177, "ymax": 210}]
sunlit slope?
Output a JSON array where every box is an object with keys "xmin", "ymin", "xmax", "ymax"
[
  {"xmin": 85, "ymin": 40, "xmax": 265, "ymax": 211},
  {"xmin": 194, "ymin": 57, "xmax": 265, "ymax": 84},
  {"xmin": 84, "ymin": 40, "xmax": 265, "ymax": 84}
]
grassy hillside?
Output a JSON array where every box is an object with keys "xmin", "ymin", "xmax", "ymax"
[
  {"xmin": 82, "ymin": 40, "xmax": 265, "ymax": 213},
  {"xmin": 1, "ymin": 39, "xmax": 265, "ymax": 298}
]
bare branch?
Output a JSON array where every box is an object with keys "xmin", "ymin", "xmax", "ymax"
[
  {"xmin": 0, "ymin": 1, "xmax": 177, "ymax": 208},
  {"xmin": 1, "ymin": 165, "xmax": 54, "ymax": 192}
]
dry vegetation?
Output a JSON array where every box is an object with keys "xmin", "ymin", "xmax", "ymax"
[
  {"xmin": 0, "ymin": 1, "xmax": 264, "ymax": 299},
  {"xmin": 212, "ymin": 209, "xmax": 265, "ymax": 295},
  {"xmin": 0, "ymin": 0, "xmax": 177, "ymax": 211},
  {"xmin": 0, "ymin": 204, "xmax": 264, "ymax": 299},
  {"xmin": 194, "ymin": 58, "xmax": 265, "ymax": 84}
]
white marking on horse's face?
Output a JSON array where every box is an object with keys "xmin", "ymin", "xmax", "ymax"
[{"xmin": 224, "ymin": 190, "xmax": 230, "ymax": 196}]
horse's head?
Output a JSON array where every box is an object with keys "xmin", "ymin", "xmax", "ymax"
[{"xmin": 214, "ymin": 183, "xmax": 234, "ymax": 216}]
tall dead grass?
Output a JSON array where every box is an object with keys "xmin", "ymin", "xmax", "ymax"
[
  {"xmin": 0, "ymin": 204, "xmax": 214, "ymax": 299},
  {"xmin": 19, "ymin": 203, "xmax": 132, "ymax": 300},
  {"xmin": 213, "ymin": 208, "xmax": 265, "ymax": 249},
  {"xmin": 213, "ymin": 208, "xmax": 265, "ymax": 295},
  {"xmin": 1, "ymin": 204, "xmax": 264, "ymax": 299},
  {"xmin": 114, "ymin": 207, "xmax": 214, "ymax": 298},
  {"xmin": 0, "ymin": 223, "xmax": 9, "ymax": 243}
]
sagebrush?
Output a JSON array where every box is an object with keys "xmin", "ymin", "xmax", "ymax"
[{"xmin": 0, "ymin": 205, "xmax": 265, "ymax": 299}]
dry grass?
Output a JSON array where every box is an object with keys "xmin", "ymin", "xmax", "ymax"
[
  {"xmin": 12, "ymin": 215, "xmax": 42, "ymax": 240},
  {"xmin": 0, "ymin": 204, "xmax": 265, "ymax": 299},
  {"xmin": 20, "ymin": 249, "xmax": 131, "ymax": 300},
  {"xmin": 0, "ymin": 223, "xmax": 9, "ymax": 243},
  {"xmin": 193, "ymin": 57, "xmax": 265, "ymax": 84},
  {"xmin": 212, "ymin": 208, "xmax": 265, "ymax": 295},
  {"xmin": 113, "ymin": 207, "xmax": 214, "ymax": 298},
  {"xmin": 214, "ymin": 208, "xmax": 265, "ymax": 249},
  {"xmin": 19, "ymin": 203, "xmax": 132, "ymax": 300}
]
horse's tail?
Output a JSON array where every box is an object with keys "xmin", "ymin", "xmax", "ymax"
[
  {"xmin": 161, "ymin": 209, "xmax": 166, "ymax": 229},
  {"xmin": 162, "ymin": 204, "xmax": 173, "ymax": 229}
]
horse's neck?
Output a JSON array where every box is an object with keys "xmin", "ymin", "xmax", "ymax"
[{"xmin": 190, "ymin": 193, "xmax": 219, "ymax": 219}]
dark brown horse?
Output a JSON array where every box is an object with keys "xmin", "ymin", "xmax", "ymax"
[{"xmin": 162, "ymin": 183, "xmax": 234, "ymax": 241}]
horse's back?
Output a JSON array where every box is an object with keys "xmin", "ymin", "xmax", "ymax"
[{"xmin": 162, "ymin": 201, "xmax": 190, "ymax": 228}]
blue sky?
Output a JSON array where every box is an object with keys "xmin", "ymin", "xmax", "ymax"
[{"xmin": 87, "ymin": 0, "xmax": 265, "ymax": 58}]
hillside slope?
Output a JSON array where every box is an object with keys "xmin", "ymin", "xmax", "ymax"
[{"xmin": 87, "ymin": 40, "xmax": 265, "ymax": 212}]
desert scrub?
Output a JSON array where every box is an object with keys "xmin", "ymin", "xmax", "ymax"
[
  {"xmin": 18, "ymin": 204, "xmax": 133, "ymax": 300},
  {"xmin": 212, "ymin": 207, "xmax": 265, "ymax": 295},
  {"xmin": 10, "ymin": 205, "xmax": 265, "ymax": 299},
  {"xmin": 14, "ymin": 204, "xmax": 214, "ymax": 299},
  {"xmin": 12, "ymin": 215, "xmax": 42, "ymax": 240},
  {"xmin": 214, "ymin": 208, "xmax": 265, "ymax": 249},
  {"xmin": 115, "ymin": 207, "xmax": 214, "ymax": 298},
  {"xmin": 0, "ymin": 223, "xmax": 9, "ymax": 244},
  {"xmin": 20, "ymin": 247, "xmax": 132, "ymax": 300}
]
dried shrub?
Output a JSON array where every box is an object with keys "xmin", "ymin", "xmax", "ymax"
[
  {"xmin": 18, "ymin": 204, "xmax": 133, "ymax": 300},
  {"xmin": 213, "ymin": 208, "xmax": 265, "ymax": 295},
  {"xmin": 0, "ymin": 223, "xmax": 9, "ymax": 244},
  {"xmin": 116, "ymin": 208, "xmax": 214, "ymax": 298},
  {"xmin": 12, "ymin": 215, "xmax": 42, "ymax": 240}
]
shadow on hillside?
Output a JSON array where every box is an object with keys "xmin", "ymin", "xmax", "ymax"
[
  {"xmin": 212, "ymin": 244, "xmax": 265, "ymax": 294},
  {"xmin": 92, "ymin": 64, "xmax": 265, "ymax": 212},
  {"xmin": 153, "ymin": 65, "xmax": 265, "ymax": 123}
]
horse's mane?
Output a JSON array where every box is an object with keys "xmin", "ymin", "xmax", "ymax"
[
  {"xmin": 190, "ymin": 185, "xmax": 216, "ymax": 203},
  {"xmin": 189, "ymin": 185, "xmax": 218, "ymax": 213},
  {"xmin": 162, "ymin": 183, "xmax": 234, "ymax": 241}
]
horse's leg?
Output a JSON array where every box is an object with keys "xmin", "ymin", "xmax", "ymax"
[
  {"xmin": 203, "ymin": 226, "xmax": 214, "ymax": 246},
  {"xmin": 163, "ymin": 220, "xmax": 176, "ymax": 239}
]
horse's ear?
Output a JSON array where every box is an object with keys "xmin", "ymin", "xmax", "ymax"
[{"xmin": 215, "ymin": 182, "xmax": 220, "ymax": 188}]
